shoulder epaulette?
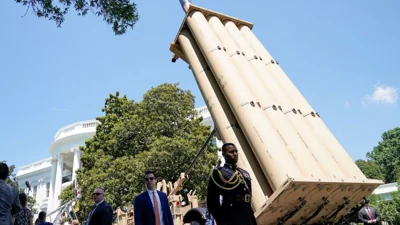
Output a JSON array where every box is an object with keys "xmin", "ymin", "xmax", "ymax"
[{"xmin": 237, "ymin": 167, "xmax": 246, "ymax": 173}]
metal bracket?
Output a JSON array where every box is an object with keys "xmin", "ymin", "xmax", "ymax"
[
  {"xmin": 335, "ymin": 200, "xmax": 364, "ymax": 225},
  {"xmin": 303, "ymin": 111, "xmax": 316, "ymax": 118},
  {"xmin": 301, "ymin": 197, "xmax": 330, "ymax": 224},
  {"xmin": 321, "ymin": 197, "xmax": 351, "ymax": 223},
  {"xmin": 277, "ymin": 197, "xmax": 307, "ymax": 225}
]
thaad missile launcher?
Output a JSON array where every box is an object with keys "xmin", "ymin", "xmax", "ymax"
[{"xmin": 170, "ymin": 3, "xmax": 383, "ymax": 225}]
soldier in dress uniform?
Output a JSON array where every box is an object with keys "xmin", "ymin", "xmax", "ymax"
[{"xmin": 206, "ymin": 143, "xmax": 257, "ymax": 225}]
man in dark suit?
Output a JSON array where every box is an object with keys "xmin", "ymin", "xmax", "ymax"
[
  {"xmin": 86, "ymin": 188, "xmax": 113, "ymax": 225},
  {"xmin": 358, "ymin": 199, "xmax": 381, "ymax": 225},
  {"xmin": 134, "ymin": 171, "xmax": 174, "ymax": 225}
]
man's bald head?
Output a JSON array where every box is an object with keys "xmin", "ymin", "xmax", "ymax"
[
  {"xmin": 92, "ymin": 188, "xmax": 105, "ymax": 203},
  {"xmin": 94, "ymin": 188, "xmax": 104, "ymax": 194}
]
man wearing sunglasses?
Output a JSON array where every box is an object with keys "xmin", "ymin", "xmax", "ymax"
[
  {"xmin": 133, "ymin": 171, "xmax": 174, "ymax": 225},
  {"xmin": 85, "ymin": 188, "xmax": 113, "ymax": 225}
]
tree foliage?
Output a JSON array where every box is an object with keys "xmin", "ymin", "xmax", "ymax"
[
  {"xmin": 366, "ymin": 127, "xmax": 400, "ymax": 183},
  {"xmin": 15, "ymin": 0, "xmax": 139, "ymax": 35},
  {"xmin": 356, "ymin": 127, "xmax": 400, "ymax": 183},
  {"xmin": 354, "ymin": 128, "xmax": 400, "ymax": 224},
  {"xmin": 355, "ymin": 159, "xmax": 384, "ymax": 181},
  {"xmin": 1, "ymin": 160, "xmax": 37, "ymax": 214},
  {"xmin": 60, "ymin": 83, "xmax": 218, "ymax": 221},
  {"xmin": 368, "ymin": 189, "xmax": 400, "ymax": 224}
]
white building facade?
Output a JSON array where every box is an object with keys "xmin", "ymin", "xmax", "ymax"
[
  {"xmin": 372, "ymin": 182, "xmax": 399, "ymax": 201},
  {"xmin": 16, "ymin": 120, "xmax": 100, "ymax": 217}
]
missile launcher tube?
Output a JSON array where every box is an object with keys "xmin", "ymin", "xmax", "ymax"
[
  {"xmin": 170, "ymin": 6, "xmax": 383, "ymax": 224},
  {"xmin": 178, "ymin": 29, "xmax": 272, "ymax": 211},
  {"xmin": 186, "ymin": 10, "xmax": 303, "ymax": 190},
  {"xmin": 222, "ymin": 21, "xmax": 348, "ymax": 180},
  {"xmin": 207, "ymin": 16, "xmax": 327, "ymax": 180},
  {"xmin": 239, "ymin": 25, "xmax": 366, "ymax": 180}
]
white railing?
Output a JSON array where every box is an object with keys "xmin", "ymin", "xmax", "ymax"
[
  {"xmin": 17, "ymin": 157, "xmax": 52, "ymax": 174},
  {"xmin": 53, "ymin": 120, "xmax": 100, "ymax": 141}
]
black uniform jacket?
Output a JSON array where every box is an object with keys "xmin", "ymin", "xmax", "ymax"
[{"xmin": 206, "ymin": 163, "xmax": 257, "ymax": 225}]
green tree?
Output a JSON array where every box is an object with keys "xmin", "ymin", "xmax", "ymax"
[
  {"xmin": 355, "ymin": 159, "xmax": 385, "ymax": 180},
  {"xmin": 367, "ymin": 127, "xmax": 400, "ymax": 183},
  {"xmin": 368, "ymin": 188, "xmax": 400, "ymax": 224},
  {"xmin": 391, "ymin": 189, "xmax": 400, "ymax": 223},
  {"xmin": 354, "ymin": 128, "xmax": 400, "ymax": 224},
  {"xmin": 15, "ymin": 0, "xmax": 139, "ymax": 35},
  {"xmin": 1, "ymin": 161, "xmax": 37, "ymax": 214},
  {"xmin": 61, "ymin": 83, "xmax": 218, "ymax": 222}
]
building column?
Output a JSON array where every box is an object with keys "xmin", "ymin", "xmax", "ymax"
[
  {"xmin": 47, "ymin": 158, "xmax": 57, "ymax": 213},
  {"xmin": 72, "ymin": 148, "xmax": 81, "ymax": 181},
  {"xmin": 36, "ymin": 179, "xmax": 45, "ymax": 212},
  {"xmin": 53, "ymin": 153, "xmax": 64, "ymax": 211}
]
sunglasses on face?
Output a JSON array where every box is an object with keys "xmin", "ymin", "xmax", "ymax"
[
  {"xmin": 145, "ymin": 177, "xmax": 155, "ymax": 181},
  {"xmin": 92, "ymin": 193, "xmax": 102, "ymax": 196}
]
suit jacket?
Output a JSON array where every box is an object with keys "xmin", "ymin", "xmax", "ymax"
[
  {"xmin": 87, "ymin": 201, "xmax": 113, "ymax": 225},
  {"xmin": 134, "ymin": 190, "xmax": 174, "ymax": 225},
  {"xmin": 358, "ymin": 206, "xmax": 381, "ymax": 225},
  {"xmin": 0, "ymin": 180, "xmax": 21, "ymax": 225}
]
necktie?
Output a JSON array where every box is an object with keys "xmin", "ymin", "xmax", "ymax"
[
  {"xmin": 366, "ymin": 207, "xmax": 373, "ymax": 219},
  {"xmin": 153, "ymin": 191, "xmax": 161, "ymax": 225}
]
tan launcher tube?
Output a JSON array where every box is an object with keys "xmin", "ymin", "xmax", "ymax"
[
  {"xmin": 207, "ymin": 16, "xmax": 328, "ymax": 180},
  {"xmin": 239, "ymin": 25, "xmax": 366, "ymax": 180},
  {"xmin": 222, "ymin": 20, "xmax": 348, "ymax": 180},
  {"xmin": 186, "ymin": 10, "xmax": 303, "ymax": 190},
  {"xmin": 178, "ymin": 29, "xmax": 272, "ymax": 211}
]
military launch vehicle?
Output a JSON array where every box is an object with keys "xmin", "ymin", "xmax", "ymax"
[{"xmin": 169, "ymin": 3, "xmax": 383, "ymax": 225}]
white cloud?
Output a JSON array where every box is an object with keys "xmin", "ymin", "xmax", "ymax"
[{"xmin": 362, "ymin": 84, "xmax": 398, "ymax": 105}]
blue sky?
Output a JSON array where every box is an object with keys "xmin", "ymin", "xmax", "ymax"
[{"xmin": 0, "ymin": 0, "xmax": 398, "ymax": 170}]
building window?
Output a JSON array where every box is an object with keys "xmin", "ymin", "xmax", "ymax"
[
  {"xmin": 62, "ymin": 175, "xmax": 72, "ymax": 183},
  {"xmin": 46, "ymin": 183, "xmax": 50, "ymax": 198},
  {"xmin": 381, "ymin": 193, "xmax": 392, "ymax": 201}
]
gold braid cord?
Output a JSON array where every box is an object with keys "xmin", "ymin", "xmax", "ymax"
[{"xmin": 210, "ymin": 168, "xmax": 245, "ymax": 191}]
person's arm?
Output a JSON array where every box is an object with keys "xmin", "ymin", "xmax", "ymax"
[
  {"xmin": 29, "ymin": 209, "xmax": 34, "ymax": 225},
  {"xmin": 374, "ymin": 208, "xmax": 380, "ymax": 222},
  {"xmin": 206, "ymin": 170, "xmax": 221, "ymax": 223},
  {"xmin": 133, "ymin": 196, "xmax": 143, "ymax": 225},
  {"xmin": 11, "ymin": 187, "xmax": 22, "ymax": 215},
  {"xmin": 248, "ymin": 176, "xmax": 252, "ymax": 195},
  {"xmin": 103, "ymin": 205, "xmax": 114, "ymax": 225}
]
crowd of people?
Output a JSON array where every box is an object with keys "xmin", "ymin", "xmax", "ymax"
[{"xmin": 1, "ymin": 143, "xmax": 382, "ymax": 225}]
